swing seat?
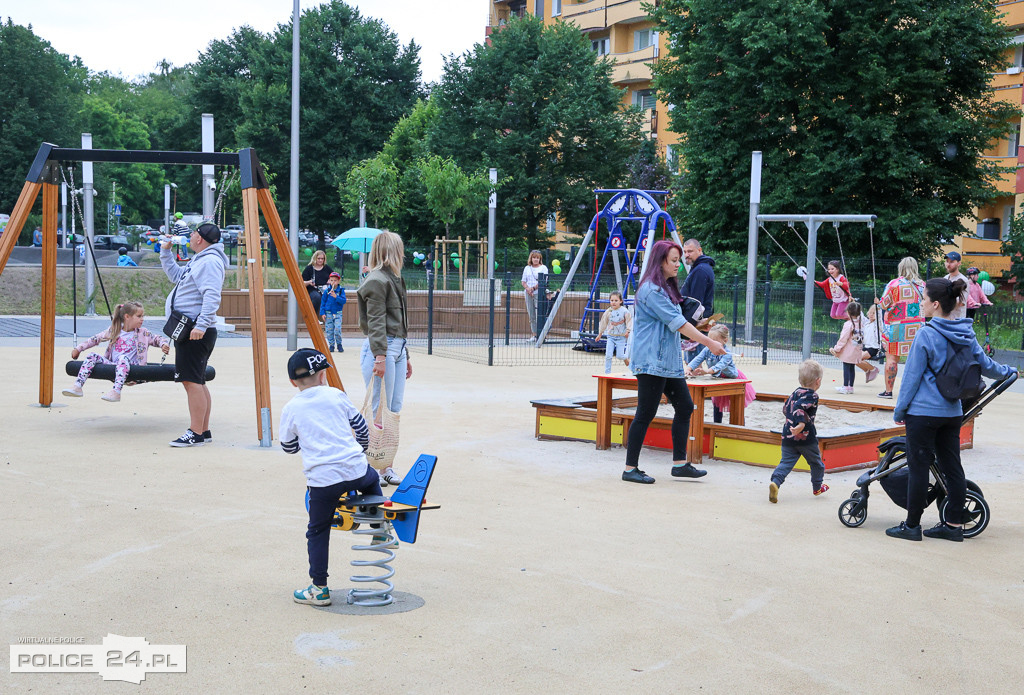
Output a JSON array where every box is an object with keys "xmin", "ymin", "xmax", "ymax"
[
  {"xmin": 65, "ymin": 361, "xmax": 216, "ymax": 383},
  {"xmin": 573, "ymin": 333, "xmax": 606, "ymax": 352}
]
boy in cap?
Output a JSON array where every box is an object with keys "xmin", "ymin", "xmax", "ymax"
[
  {"xmin": 279, "ymin": 348, "xmax": 376, "ymax": 606},
  {"xmin": 943, "ymin": 251, "xmax": 968, "ymax": 320},
  {"xmin": 319, "ymin": 271, "xmax": 347, "ymax": 352}
]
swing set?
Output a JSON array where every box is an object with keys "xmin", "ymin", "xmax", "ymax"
[
  {"xmin": 0, "ymin": 142, "xmax": 343, "ymax": 446},
  {"xmin": 756, "ymin": 213, "xmax": 878, "ymax": 358}
]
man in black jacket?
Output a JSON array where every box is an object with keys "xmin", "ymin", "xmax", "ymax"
[{"xmin": 680, "ymin": 238, "xmax": 715, "ymax": 363}]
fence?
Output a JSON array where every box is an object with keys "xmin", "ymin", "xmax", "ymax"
[{"xmin": 402, "ymin": 253, "xmax": 1024, "ymax": 367}]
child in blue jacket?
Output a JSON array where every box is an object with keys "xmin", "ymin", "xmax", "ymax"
[
  {"xmin": 319, "ymin": 272, "xmax": 347, "ymax": 352},
  {"xmin": 887, "ymin": 278, "xmax": 1017, "ymax": 543}
]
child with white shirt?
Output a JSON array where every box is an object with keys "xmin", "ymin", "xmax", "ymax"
[
  {"xmin": 596, "ymin": 291, "xmax": 632, "ymax": 373},
  {"xmin": 279, "ymin": 348, "xmax": 378, "ymax": 607}
]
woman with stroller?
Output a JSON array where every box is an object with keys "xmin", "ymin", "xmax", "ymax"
[{"xmin": 886, "ymin": 277, "xmax": 1017, "ymax": 542}]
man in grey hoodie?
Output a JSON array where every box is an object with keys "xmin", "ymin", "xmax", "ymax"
[{"xmin": 161, "ymin": 222, "xmax": 229, "ymax": 447}]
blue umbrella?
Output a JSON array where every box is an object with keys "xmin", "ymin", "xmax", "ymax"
[{"xmin": 329, "ymin": 227, "xmax": 383, "ymax": 253}]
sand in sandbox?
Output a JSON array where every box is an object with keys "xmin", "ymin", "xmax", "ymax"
[{"xmin": 614, "ymin": 399, "xmax": 897, "ymax": 436}]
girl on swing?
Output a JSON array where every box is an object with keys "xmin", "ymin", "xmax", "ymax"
[
  {"xmin": 814, "ymin": 259, "xmax": 852, "ymax": 320},
  {"xmin": 62, "ymin": 301, "xmax": 170, "ymax": 402}
]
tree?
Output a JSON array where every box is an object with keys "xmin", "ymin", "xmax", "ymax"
[
  {"xmin": 340, "ymin": 154, "xmax": 401, "ymax": 227},
  {"xmin": 0, "ymin": 20, "xmax": 86, "ymax": 215},
  {"xmin": 623, "ymin": 138, "xmax": 671, "ymax": 192},
  {"xmin": 234, "ymin": 1, "xmax": 423, "ymax": 236},
  {"xmin": 430, "ymin": 15, "xmax": 643, "ymax": 249},
  {"xmin": 1002, "ymin": 214, "xmax": 1024, "ymax": 296},
  {"xmin": 419, "ymin": 155, "xmax": 469, "ymax": 237},
  {"xmin": 652, "ymin": 0, "xmax": 1017, "ymax": 259}
]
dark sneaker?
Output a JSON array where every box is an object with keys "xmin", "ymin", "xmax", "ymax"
[
  {"xmin": 338, "ymin": 345, "xmax": 344, "ymax": 352},
  {"xmin": 622, "ymin": 468, "xmax": 655, "ymax": 484},
  {"xmin": 923, "ymin": 522, "xmax": 964, "ymax": 542},
  {"xmin": 877, "ymin": 391, "xmax": 893, "ymax": 399},
  {"xmin": 203, "ymin": 430, "xmax": 212, "ymax": 442},
  {"xmin": 671, "ymin": 463, "xmax": 707, "ymax": 478},
  {"xmin": 885, "ymin": 521, "xmax": 922, "ymax": 541},
  {"xmin": 169, "ymin": 429, "xmax": 205, "ymax": 448}
]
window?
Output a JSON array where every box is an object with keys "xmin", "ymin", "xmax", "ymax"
[
  {"xmin": 1009, "ymin": 123, "xmax": 1021, "ymax": 157},
  {"xmin": 591, "ymin": 37, "xmax": 610, "ymax": 56},
  {"xmin": 1004, "ymin": 205, "xmax": 1015, "ymax": 239},
  {"xmin": 547, "ymin": 213, "xmax": 557, "ymax": 233},
  {"xmin": 552, "ymin": 0, "xmax": 561, "ymax": 16},
  {"xmin": 535, "ymin": 0, "xmax": 544, "ymax": 18},
  {"xmin": 634, "ymin": 29, "xmax": 657, "ymax": 51},
  {"xmin": 632, "ymin": 89, "xmax": 656, "ymax": 111},
  {"xmin": 666, "ymin": 144, "xmax": 680, "ymax": 173}
]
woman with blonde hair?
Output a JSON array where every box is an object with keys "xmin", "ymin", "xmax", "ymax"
[
  {"xmin": 356, "ymin": 231, "xmax": 410, "ymax": 486},
  {"xmin": 521, "ymin": 250, "xmax": 548, "ymax": 340},
  {"xmin": 875, "ymin": 256, "xmax": 925, "ymax": 399},
  {"xmin": 302, "ymin": 248, "xmax": 334, "ymax": 309}
]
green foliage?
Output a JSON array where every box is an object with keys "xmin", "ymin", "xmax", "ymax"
[
  {"xmin": 419, "ymin": 155, "xmax": 468, "ymax": 236},
  {"xmin": 340, "ymin": 154, "xmax": 401, "ymax": 227},
  {"xmin": 652, "ymin": 0, "xmax": 1017, "ymax": 260},
  {"xmin": 430, "ymin": 15, "xmax": 644, "ymax": 248},
  {"xmin": 1002, "ymin": 213, "xmax": 1024, "ymax": 295},
  {"xmin": 0, "ymin": 20, "xmax": 86, "ymax": 214}
]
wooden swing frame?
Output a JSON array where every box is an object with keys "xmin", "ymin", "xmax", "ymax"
[{"xmin": 0, "ymin": 142, "xmax": 343, "ymax": 444}]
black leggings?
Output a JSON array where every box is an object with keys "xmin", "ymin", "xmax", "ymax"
[
  {"xmin": 905, "ymin": 414, "xmax": 964, "ymax": 527},
  {"xmin": 625, "ymin": 374, "xmax": 694, "ymax": 468},
  {"xmin": 843, "ymin": 363, "xmax": 856, "ymax": 387}
]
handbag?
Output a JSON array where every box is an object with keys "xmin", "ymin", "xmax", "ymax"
[
  {"xmin": 162, "ymin": 282, "xmax": 197, "ymax": 341},
  {"xmin": 361, "ymin": 376, "xmax": 400, "ymax": 472}
]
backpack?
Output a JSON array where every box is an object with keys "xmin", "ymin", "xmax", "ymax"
[{"xmin": 928, "ymin": 325, "xmax": 984, "ymax": 402}]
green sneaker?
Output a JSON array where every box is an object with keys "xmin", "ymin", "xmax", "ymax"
[{"xmin": 293, "ymin": 583, "xmax": 331, "ymax": 606}]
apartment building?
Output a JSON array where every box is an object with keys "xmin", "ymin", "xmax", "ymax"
[{"xmin": 487, "ymin": 0, "xmax": 681, "ymax": 171}]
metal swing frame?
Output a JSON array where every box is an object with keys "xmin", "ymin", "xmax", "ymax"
[{"xmin": 0, "ymin": 142, "xmax": 343, "ymax": 446}]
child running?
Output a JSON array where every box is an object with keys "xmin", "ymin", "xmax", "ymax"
[
  {"xmin": 828, "ymin": 302, "xmax": 879, "ymax": 393},
  {"xmin": 596, "ymin": 291, "xmax": 631, "ymax": 373},
  {"xmin": 319, "ymin": 272, "xmax": 347, "ymax": 353},
  {"xmin": 814, "ymin": 260, "xmax": 852, "ymax": 320},
  {"xmin": 769, "ymin": 359, "xmax": 829, "ymax": 502},
  {"xmin": 279, "ymin": 348, "xmax": 378, "ymax": 607},
  {"xmin": 62, "ymin": 301, "xmax": 169, "ymax": 402}
]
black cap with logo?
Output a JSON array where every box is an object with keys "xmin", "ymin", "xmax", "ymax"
[{"xmin": 287, "ymin": 348, "xmax": 330, "ymax": 380}]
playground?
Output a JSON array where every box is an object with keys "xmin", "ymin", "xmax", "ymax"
[{"xmin": 2, "ymin": 343, "xmax": 1024, "ymax": 692}]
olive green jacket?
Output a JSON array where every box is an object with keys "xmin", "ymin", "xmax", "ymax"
[{"xmin": 357, "ymin": 268, "xmax": 409, "ymax": 356}]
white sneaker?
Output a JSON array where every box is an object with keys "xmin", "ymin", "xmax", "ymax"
[
  {"xmin": 835, "ymin": 386, "xmax": 848, "ymax": 393},
  {"xmin": 101, "ymin": 389, "xmax": 121, "ymax": 402},
  {"xmin": 62, "ymin": 385, "xmax": 83, "ymax": 397},
  {"xmin": 382, "ymin": 467, "xmax": 403, "ymax": 487}
]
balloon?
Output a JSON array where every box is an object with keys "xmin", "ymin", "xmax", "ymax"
[
  {"xmin": 981, "ymin": 280, "xmax": 996, "ymax": 296},
  {"xmin": 453, "ymin": 258, "xmax": 461, "ymax": 269},
  {"xmin": 978, "ymin": 271, "xmax": 990, "ymax": 282},
  {"xmin": 433, "ymin": 260, "xmax": 441, "ymax": 269},
  {"xmin": 450, "ymin": 251, "xmax": 458, "ymax": 258},
  {"xmin": 796, "ymin": 266, "xmax": 808, "ymax": 279},
  {"xmin": 552, "ymin": 259, "xmax": 561, "ymax": 267},
  {"xmin": 553, "ymin": 266, "xmax": 562, "ymax": 274},
  {"xmin": 413, "ymin": 256, "xmax": 422, "ymax": 265}
]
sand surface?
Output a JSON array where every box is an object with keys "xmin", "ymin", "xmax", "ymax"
[{"xmin": 2, "ymin": 346, "xmax": 1023, "ymax": 693}]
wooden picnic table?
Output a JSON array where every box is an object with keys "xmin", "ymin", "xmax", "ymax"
[{"xmin": 594, "ymin": 373, "xmax": 750, "ymax": 463}]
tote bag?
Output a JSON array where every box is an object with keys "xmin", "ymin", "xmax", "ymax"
[{"xmin": 361, "ymin": 377, "xmax": 400, "ymax": 472}]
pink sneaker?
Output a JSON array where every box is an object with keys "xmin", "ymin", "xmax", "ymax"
[
  {"xmin": 62, "ymin": 384, "xmax": 83, "ymax": 397},
  {"xmin": 101, "ymin": 389, "xmax": 121, "ymax": 402},
  {"xmin": 866, "ymin": 367, "xmax": 879, "ymax": 384}
]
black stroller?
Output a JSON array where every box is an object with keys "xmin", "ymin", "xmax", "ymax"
[{"xmin": 838, "ymin": 372, "xmax": 1017, "ymax": 538}]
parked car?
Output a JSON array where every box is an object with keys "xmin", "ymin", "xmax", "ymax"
[
  {"xmin": 221, "ymin": 225, "xmax": 244, "ymax": 248},
  {"xmin": 92, "ymin": 235, "xmax": 130, "ymax": 251}
]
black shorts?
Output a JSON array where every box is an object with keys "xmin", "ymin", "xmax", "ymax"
[
  {"xmin": 174, "ymin": 327, "xmax": 217, "ymax": 384},
  {"xmin": 865, "ymin": 347, "xmax": 880, "ymax": 360}
]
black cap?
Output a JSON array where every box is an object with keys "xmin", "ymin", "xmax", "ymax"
[
  {"xmin": 287, "ymin": 348, "xmax": 330, "ymax": 380},
  {"xmin": 197, "ymin": 222, "xmax": 221, "ymax": 244},
  {"xmin": 118, "ymin": 247, "xmax": 127, "ymax": 254}
]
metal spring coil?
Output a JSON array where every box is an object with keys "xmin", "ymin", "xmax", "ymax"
[{"xmin": 347, "ymin": 515, "xmax": 397, "ymax": 607}]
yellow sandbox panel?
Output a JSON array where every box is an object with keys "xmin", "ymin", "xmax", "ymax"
[
  {"xmin": 538, "ymin": 415, "xmax": 623, "ymax": 444},
  {"xmin": 713, "ymin": 437, "xmax": 809, "ymax": 471}
]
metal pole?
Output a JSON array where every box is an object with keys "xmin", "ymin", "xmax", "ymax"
[
  {"xmin": 488, "ymin": 278, "xmax": 496, "ymax": 366},
  {"xmin": 745, "ymin": 151, "xmax": 761, "ymax": 343},
  {"xmin": 61, "ymin": 182, "xmax": 67, "ymax": 249},
  {"xmin": 427, "ymin": 255, "xmax": 434, "ymax": 355},
  {"xmin": 505, "ymin": 262, "xmax": 512, "ymax": 346},
  {"xmin": 163, "ymin": 184, "xmax": 171, "ymax": 238},
  {"xmin": 286, "ymin": 0, "xmax": 301, "ymax": 351},
  {"xmin": 201, "ymin": 113, "xmax": 215, "ymax": 220},
  {"xmin": 731, "ymin": 274, "xmax": 739, "ymax": 347},
  {"xmin": 802, "ymin": 219, "xmax": 820, "ymax": 360},
  {"xmin": 82, "ymin": 133, "xmax": 96, "ymax": 317},
  {"xmin": 762, "ymin": 254, "xmax": 772, "ymax": 365},
  {"xmin": 358, "ymin": 204, "xmax": 367, "ymax": 281},
  {"xmin": 487, "ymin": 168, "xmax": 497, "ymax": 280}
]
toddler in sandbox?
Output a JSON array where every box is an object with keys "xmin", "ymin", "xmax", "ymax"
[
  {"xmin": 769, "ymin": 359, "xmax": 829, "ymax": 503},
  {"xmin": 685, "ymin": 325, "xmax": 757, "ymax": 423}
]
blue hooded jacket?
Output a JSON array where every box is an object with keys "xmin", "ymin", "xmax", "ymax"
[
  {"xmin": 894, "ymin": 317, "xmax": 1014, "ymax": 422},
  {"xmin": 319, "ymin": 285, "xmax": 347, "ymax": 315},
  {"xmin": 680, "ymin": 254, "xmax": 715, "ymax": 314}
]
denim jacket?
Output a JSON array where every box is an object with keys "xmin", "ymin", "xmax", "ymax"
[
  {"xmin": 687, "ymin": 346, "xmax": 738, "ymax": 378},
  {"xmin": 629, "ymin": 282, "xmax": 688, "ymax": 378}
]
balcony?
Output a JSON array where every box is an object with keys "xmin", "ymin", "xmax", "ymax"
[
  {"xmin": 991, "ymin": 83, "xmax": 1022, "ymax": 107},
  {"xmin": 981, "ymin": 155, "xmax": 1019, "ymax": 193},
  {"xmin": 607, "ymin": 0, "xmax": 648, "ymax": 26},
  {"xmin": 561, "ymin": 0, "xmax": 607, "ymax": 32},
  {"xmin": 608, "ymin": 44, "xmax": 656, "ymax": 84},
  {"xmin": 997, "ymin": 0, "xmax": 1024, "ymax": 29},
  {"xmin": 990, "ymin": 70, "xmax": 1024, "ymax": 90}
]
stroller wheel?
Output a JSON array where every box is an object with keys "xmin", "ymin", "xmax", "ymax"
[
  {"xmin": 940, "ymin": 489, "xmax": 990, "ymax": 539},
  {"xmin": 839, "ymin": 498, "xmax": 867, "ymax": 528}
]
